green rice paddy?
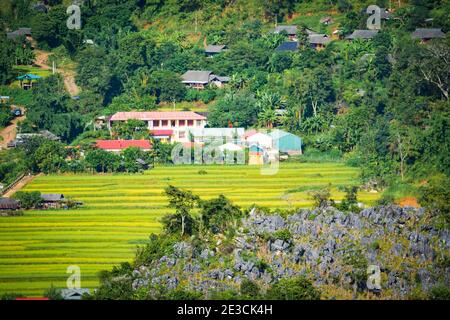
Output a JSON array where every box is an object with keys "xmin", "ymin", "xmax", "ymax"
[{"xmin": 0, "ymin": 163, "xmax": 379, "ymax": 296}]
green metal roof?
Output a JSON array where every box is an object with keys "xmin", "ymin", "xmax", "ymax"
[{"xmin": 17, "ymin": 73, "xmax": 42, "ymax": 80}]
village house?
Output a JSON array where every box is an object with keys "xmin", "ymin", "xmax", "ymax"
[
  {"xmin": 308, "ymin": 34, "xmax": 331, "ymax": 50},
  {"xmin": 204, "ymin": 45, "xmax": 227, "ymax": 57},
  {"xmin": 320, "ymin": 17, "xmax": 333, "ymax": 25},
  {"xmin": 6, "ymin": 27, "xmax": 32, "ymax": 40},
  {"xmin": 109, "ymin": 111, "xmax": 207, "ymax": 143},
  {"xmin": 273, "ymin": 25, "xmax": 319, "ymax": 41},
  {"xmin": 0, "ymin": 198, "xmax": 20, "ymax": 211},
  {"xmin": 187, "ymin": 128, "xmax": 245, "ymax": 144},
  {"xmin": 411, "ymin": 28, "xmax": 445, "ymax": 43},
  {"xmin": 8, "ymin": 130, "xmax": 60, "ymax": 148},
  {"xmin": 346, "ymin": 30, "xmax": 379, "ymax": 40},
  {"xmin": 95, "ymin": 140, "xmax": 152, "ymax": 153},
  {"xmin": 40, "ymin": 194, "xmax": 65, "ymax": 209},
  {"xmin": 269, "ymin": 129, "xmax": 302, "ymax": 155},
  {"xmin": 245, "ymin": 131, "xmax": 273, "ymax": 149},
  {"xmin": 17, "ymin": 73, "xmax": 41, "ymax": 90},
  {"xmin": 181, "ymin": 70, "xmax": 230, "ymax": 89},
  {"xmin": 275, "ymin": 34, "xmax": 331, "ymax": 52}
]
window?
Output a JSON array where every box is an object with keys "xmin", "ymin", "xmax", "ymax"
[
  {"xmin": 179, "ymin": 120, "xmax": 185, "ymax": 126},
  {"xmin": 153, "ymin": 120, "xmax": 159, "ymax": 127},
  {"xmin": 161, "ymin": 120, "xmax": 168, "ymax": 127},
  {"xmin": 171, "ymin": 120, "xmax": 176, "ymax": 127},
  {"xmin": 179, "ymin": 131, "xmax": 185, "ymax": 139},
  {"xmin": 187, "ymin": 120, "xmax": 194, "ymax": 126}
]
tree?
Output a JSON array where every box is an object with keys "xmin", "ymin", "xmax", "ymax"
[
  {"xmin": 148, "ymin": 70, "xmax": 186, "ymax": 103},
  {"xmin": 199, "ymin": 195, "xmax": 242, "ymax": 234},
  {"xmin": 13, "ymin": 191, "xmax": 42, "ymax": 209},
  {"xmin": 163, "ymin": 186, "xmax": 199, "ymax": 237},
  {"xmin": 23, "ymin": 75, "xmax": 83, "ymax": 142},
  {"xmin": 266, "ymin": 276, "xmax": 320, "ymax": 300},
  {"xmin": 76, "ymin": 47, "xmax": 113, "ymax": 99},
  {"xmin": 0, "ymin": 35, "xmax": 15, "ymax": 84},
  {"xmin": 122, "ymin": 147, "xmax": 151, "ymax": 173},
  {"xmin": 85, "ymin": 149, "xmax": 121, "ymax": 173},
  {"xmin": 240, "ymin": 279, "xmax": 260, "ymax": 299},
  {"xmin": 208, "ymin": 91, "xmax": 258, "ymax": 128},
  {"xmin": 33, "ymin": 140, "xmax": 67, "ymax": 174}
]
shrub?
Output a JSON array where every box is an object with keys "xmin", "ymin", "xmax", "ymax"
[
  {"xmin": 265, "ymin": 276, "xmax": 320, "ymax": 300},
  {"xmin": 240, "ymin": 279, "xmax": 260, "ymax": 299},
  {"xmin": 273, "ymin": 229, "xmax": 292, "ymax": 243},
  {"xmin": 44, "ymin": 285, "xmax": 63, "ymax": 300},
  {"xmin": 418, "ymin": 176, "xmax": 450, "ymax": 227},
  {"xmin": 308, "ymin": 187, "xmax": 331, "ymax": 208},
  {"xmin": 428, "ymin": 284, "xmax": 450, "ymax": 300},
  {"xmin": 13, "ymin": 191, "xmax": 42, "ymax": 209},
  {"xmin": 165, "ymin": 288, "xmax": 203, "ymax": 300}
]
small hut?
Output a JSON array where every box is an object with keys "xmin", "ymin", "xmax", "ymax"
[
  {"xmin": 17, "ymin": 73, "xmax": 41, "ymax": 90},
  {"xmin": 0, "ymin": 198, "xmax": 20, "ymax": 211},
  {"xmin": 41, "ymin": 194, "xmax": 65, "ymax": 209}
]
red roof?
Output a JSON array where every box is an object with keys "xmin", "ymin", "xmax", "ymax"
[
  {"xmin": 96, "ymin": 140, "xmax": 152, "ymax": 150},
  {"xmin": 151, "ymin": 130, "xmax": 173, "ymax": 136},
  {"xmin": 110, "ymin": 111, "xmax": 206, "ymax": 121},
  {"xmin": 244, "ymin": 129, "xmax": 258, "ymax": 139}
]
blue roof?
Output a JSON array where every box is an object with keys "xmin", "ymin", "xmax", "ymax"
[
  {"xmin": 275, "ymin": 41, "xmax": 298, "ymax": 52},
  {"xmin": 249, "ymin": 144, "xmax": 264, "ymax": 153},
  {"xmin": 17, "ymin": 73, "xmax": 41, "ymax": 80}
]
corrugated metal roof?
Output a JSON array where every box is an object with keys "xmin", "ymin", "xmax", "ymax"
[
  {"xmin": 346, "ymin": 30, "xmax": 379, "ymax": 39},
  {"xmin": 110, "ymin": 111, "xmax": 206, "ymax": 121},
  {"xmin": 411, "ymin": 28, "xmax": 445, "ymax": 39},
  {"xmin": 182, "ymin": 70, "xmax": 212, "ymax": 84},
  {"xmin": 205, "ymin": 45, "xmax": 227, "ymax": 53},
  {"xmin": 0, "ymin": 198, "xmax": 20, "ymax": 210},
  {"xmin": 188, "ymin": 128, "xmax": 245, "ymax": 138},
  {"xmin": 275, "ymin": 41, "xmax": 299, "ymax": 52},
  {"xmin": 41, "ymin": 194, "xmax": 65, "ymax": 202}
]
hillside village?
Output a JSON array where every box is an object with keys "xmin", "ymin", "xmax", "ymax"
[{"xmin": 0, "ymin": 0, "xmax": 449, "ymax": 301}]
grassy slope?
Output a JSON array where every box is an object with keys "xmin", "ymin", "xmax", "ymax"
[{"xmin": 0, "ymin": 163, "xmax": 379, "ymax": 296}]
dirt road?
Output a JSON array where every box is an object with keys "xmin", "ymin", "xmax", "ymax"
[
  {"xmin": 2, "ymin": 174, "xmax": 38, "ymax": 198},
  {"xmin": 0, "ymin": 107, "xmax": 25, "ymax": 149},
  {"xmin": 34, "ymin": 50, "xmax": 80, "ymax": 96}
]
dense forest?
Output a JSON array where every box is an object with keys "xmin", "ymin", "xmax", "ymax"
[
  {"xmin": 1, "ymin": 0, "xmax": 448, "ymax": 212},
  {"xmin": 0, "ymin": 0, "xmax": 449, "ymax": 299}
]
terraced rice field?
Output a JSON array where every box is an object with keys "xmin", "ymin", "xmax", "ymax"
[{"xmin": 0, "ymin": 163, "xmax": 379, "ymax": 296}]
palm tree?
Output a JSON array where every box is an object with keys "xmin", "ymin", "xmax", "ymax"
[{"xmin": 258, "ymin": 106, "xmax": 278, "ymax": 128}]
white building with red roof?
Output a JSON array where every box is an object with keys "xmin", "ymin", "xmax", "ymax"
[{"xmin": 109, "ymin": 111, "xmax": 207, "ymax": 143}]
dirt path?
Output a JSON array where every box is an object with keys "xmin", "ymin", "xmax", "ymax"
[
  {"xmin": 2, "ymin": 174, "xmax": 38, "ymax": 198},
  {"xmin": 34, "ymin": 50, "xmax": 80, "ymax": 96},
  {"xmin": 0, "ymin": 107, "xmax": 25, "ymax": 149}
]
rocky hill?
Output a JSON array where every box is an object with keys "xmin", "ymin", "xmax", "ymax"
[{"xmin": 122, "ymin": 205, "xmax": 449, "ymax": 299}]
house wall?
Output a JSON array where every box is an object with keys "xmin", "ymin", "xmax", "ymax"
[
  {"xmin": 246, "ymin": 133, "xmax": 273, "ymax": 149},
  {"xmin": 275, "ymin": 134, "xmax": 302, "ymax": 154}
]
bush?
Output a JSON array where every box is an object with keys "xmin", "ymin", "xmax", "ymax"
[
  {"xmin": 165, "ymin": 288, "xmax": 203, "ymax": 300},
  {"xmin": 419, "ymin": 176, "xmax": 450, "ymax": 227},
  {"xmin": 428, "ymin": 284, "xmax": 450, "ymax": 300},
  {"xmin": 308, "ymin": 187, "xmax": 331, "ymax": 208},
  {"xmin": 265, "ymin": 276, "xmax": 320, "ymax": 300},
  {"xmin": 240, "ymin": 279, "xmax": 260, "ymax": 299},
  {"xmin": 44, "ymin": 285, "xmax": 63, "ymax": 300},
  {"xmin": 272, "ymin": 229, "xmax": 292, "ymax": 243},
  {"xmin": 13, "ymin": 191, "xmax": 42, "ymax": 209}
]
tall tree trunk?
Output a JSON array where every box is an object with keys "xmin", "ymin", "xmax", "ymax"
[{"xmin": 181, "ymin": 214, "xmax": 185, "ymax": 237}]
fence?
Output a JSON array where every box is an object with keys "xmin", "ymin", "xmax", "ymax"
[{"xmin": 0, "ymin": 173, "xmax": 26, "ymax": 196}]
